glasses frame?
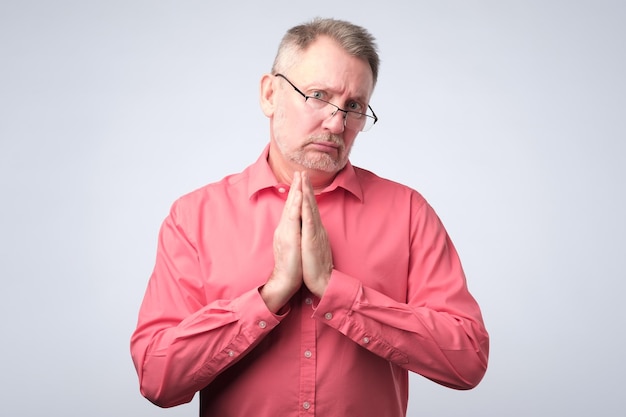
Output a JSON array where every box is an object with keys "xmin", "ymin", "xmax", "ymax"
[{"xmin": 275, "ymin": 73, "xmax": 378, "ymax": 132}]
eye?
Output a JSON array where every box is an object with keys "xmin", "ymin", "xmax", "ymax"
[
  {"xmin": 310, "ymin": 90, "xmax": 326, "ymax": 100},
  {"xmin": 347, "ymin": 101, "xmax": 364, "ymax": 112}
]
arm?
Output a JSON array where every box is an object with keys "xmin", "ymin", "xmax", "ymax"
[
  {"xmin": 313, "ymin": 197, "xmax": 489, "ymax": 389},
  {"xmin": 130, "ymin": 202, "xmax": 283, "ymax": 408}
]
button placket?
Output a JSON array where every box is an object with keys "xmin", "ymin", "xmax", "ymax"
[{"xmin": 299, "ymin": 290, "xmax": 316, "ymax": 416}]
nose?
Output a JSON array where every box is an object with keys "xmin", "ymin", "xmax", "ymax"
[{"xmin": 323, "ymin": 108, "xmax": 347, "ymax": 133}]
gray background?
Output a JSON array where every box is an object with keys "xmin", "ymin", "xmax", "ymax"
[{"xmin": 1, "ymin": 1, "xmax": 624, "ymax": 416}]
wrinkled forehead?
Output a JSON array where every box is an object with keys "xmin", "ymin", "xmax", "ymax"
[{"xmin": 290, "ymin": 37, "xmax": 375, "ymax": 99}]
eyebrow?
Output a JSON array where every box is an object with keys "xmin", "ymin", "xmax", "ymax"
[{"xmin": 310, "ymin": 84, "xmax": 369, "ymax": 108}]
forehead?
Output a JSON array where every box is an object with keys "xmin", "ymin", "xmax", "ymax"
[{"xmin": 290, "ymin": 36, "xmax": 374, "ymax": 99}]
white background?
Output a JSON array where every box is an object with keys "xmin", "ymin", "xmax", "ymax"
[{"xmin": 1, "ymin": 1, "xmax": 624, "ymax": 416}]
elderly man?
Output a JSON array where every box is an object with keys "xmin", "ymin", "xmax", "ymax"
[{"xmin": 131, "ymin": 17, "xmax": 489, "ymax": 417}]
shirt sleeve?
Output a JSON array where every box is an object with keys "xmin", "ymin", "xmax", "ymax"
[
  {"xmin": 312, "ymin": 196, "xmax": 489, "ymax": 390},
  {"xmin": 130, "ymin": 201, "xmax": 283, "ymax": 408}
]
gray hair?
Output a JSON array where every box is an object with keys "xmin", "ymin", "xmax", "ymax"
[{"xmin": 271, "ymin": 17, "xmax": 380, "ymax": 86}]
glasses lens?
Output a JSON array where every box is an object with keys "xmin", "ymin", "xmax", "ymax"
[
  {"xmin": 305, "ymin": 97, "xmax": 376, "ymax": 132},
  {"xmin": 304, "ymin": 96, "xmax": 327, "ymax": 110},
  {"xmin": 346, "ymin": 112, "xmax": 375, "ymax": 132}
]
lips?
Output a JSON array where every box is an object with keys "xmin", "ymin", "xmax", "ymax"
[
  {"xmin": 308, "ymin": 141, "xmax": 341, "ymax": 154},
  {"xmin": 307, "ymin": 134, "xmax": 343, "ymax": 153}
]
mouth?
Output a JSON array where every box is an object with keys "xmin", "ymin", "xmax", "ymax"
[
  {"xmin": 306, "ymin": 134, "xmax": 344, "ymax": 155},
  {"xmin": 309, "ymin": 141, "xmax": 340, "ymax": 153}
]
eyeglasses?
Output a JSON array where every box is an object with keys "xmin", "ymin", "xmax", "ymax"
[{"xmin": 275, "ymin": 73, "xmax": 378, "ymax": 132}]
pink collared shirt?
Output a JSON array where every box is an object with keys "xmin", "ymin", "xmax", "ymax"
[{"xmin": 131, "ymin": 146, "xmax": 489, "ymax": 417}]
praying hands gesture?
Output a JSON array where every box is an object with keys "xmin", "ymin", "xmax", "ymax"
[{"xmin": 261, "ymin": 171, "xmax": 334, "ymax": 313}]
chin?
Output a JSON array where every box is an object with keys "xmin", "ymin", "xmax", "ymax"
[{"xmin": 302, "ymin": 155, "xmax": 348, "ymax": 173}]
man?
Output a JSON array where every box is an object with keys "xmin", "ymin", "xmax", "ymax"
[{"xmin": 131, "ymin": 17, "xmax": 489, "ymax": 417}]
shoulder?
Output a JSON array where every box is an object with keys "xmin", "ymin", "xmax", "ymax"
[
  {"xmin": 169, "ymin": 168, "xmax": 250, "ymax": 218},
  {"xmin": 352, "ymin": 165, "xmax": 427, "ymax": 209}
]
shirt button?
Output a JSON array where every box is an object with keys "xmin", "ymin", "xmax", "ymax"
[
  {"xmin": 258, "ymin": 320, "xmax": 267, "ymax": 329},
  {"xmin": 324, "ymin": 312, "xmax": 333, "ymax": 320},
  {"xmin": 304, "ymin": 297, "xmax": 313, "ymax": 305},
  {"xmin": 304, "ymin": 350, "xmax": 312, "ymax": 358},
  {"xmin": 362, "ymin": 337, "xmax": 371, "ymax": 344},
  {"xmin": 228, "ymin": 350, "xmax": 235, "ymax": 357},
  {"xmin": 277, "ymin": 186, "xmax": 286, "ymax": 193},
  {"xmin": 303, "ymin": 401, "xmax": 311, "ymax": 410}
]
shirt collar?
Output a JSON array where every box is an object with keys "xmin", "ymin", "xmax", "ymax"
[{"xmin": 247, "ymin": 145, "xmax": 364, "ymax": 202}]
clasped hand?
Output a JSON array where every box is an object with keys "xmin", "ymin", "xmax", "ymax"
[{"xmin": 261, "ymin": 171, "xmax": 333, "ymax": 313}]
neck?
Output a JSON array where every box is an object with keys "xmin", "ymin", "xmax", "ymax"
[{"xmin": 268, "ymin": 155, "xmax": 337, "ymax": 193}]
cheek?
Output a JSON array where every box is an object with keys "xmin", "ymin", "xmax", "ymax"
[
  {"xmin": 273, "ymin": 108, "xmax": 303, "ymax": 149},
  {"xmin": 342, "ymin": 132, "xmax": 359, "ymax": 151},
  {"xmin": 274, "ymin": 106, "xmax": 287, "ymax": 125},
  {"xmin": 275, "ymin": 106, "xmax": 300, "ymax": 130},
  {"xmin": 276, "ymin": 107, "xmax": 316, "ymax": 137},
  {"xmin": 272, "ymin": 108, "xmax": 290, "ymax": 140}
]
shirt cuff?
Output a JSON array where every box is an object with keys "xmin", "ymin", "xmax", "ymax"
[
  {"xmin": 234, "ymin": 287, "xmax": 287, "ymax": 335},
  {"xmin": 312, "ymin": 269, "xmax": 361, "ymax": 326}
]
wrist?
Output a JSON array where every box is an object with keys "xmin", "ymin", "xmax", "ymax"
[{"xmin": 260, "ymin": 279, "xmax": 298, "ymax": 314}]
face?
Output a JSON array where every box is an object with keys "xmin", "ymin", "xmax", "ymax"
[{"xmin": 262, "ymin": 36, "xmax": 375, "ymax": 179}]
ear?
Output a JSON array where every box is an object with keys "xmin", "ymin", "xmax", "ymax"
[{"xmin": 260, "ymin": 73, "xmax": 277, "ymax": 117}]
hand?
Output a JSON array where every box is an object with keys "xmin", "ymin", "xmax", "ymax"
[
  {"xmin": 261, "ymin": 172, "xmax": 304, "ymax": 313},
  {"xmin": 300, "ymin": 172, "xmax": 333, "ymax": 298}
]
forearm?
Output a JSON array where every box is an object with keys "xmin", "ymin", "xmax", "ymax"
[
  {"xmin": 131, "ymin": 288, "xmax": 282, "ymax": 407},
  {"xmin": 314, "ymin": 271, "xmax": 489, "ymax": 389}
]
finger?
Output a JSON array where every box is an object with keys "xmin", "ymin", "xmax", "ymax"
[
  {"xmin": 299, "ymin": 172, "xmax": 332, "ymax": 298},
  {"xmin": 284, "ymin": 171, "xmax": 302, "ymax": 222},
  {"xmin": 270, "ymin": 172, "xmax": 304, "ymax": 298},
  {"xmin": 301, "ymin": 172, "xmax": 320, "ymax": 226}
]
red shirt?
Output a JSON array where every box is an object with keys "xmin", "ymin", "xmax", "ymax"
[{"xmin": 131, "ymin": 146, "xmax": 489, "ymax": 417}]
